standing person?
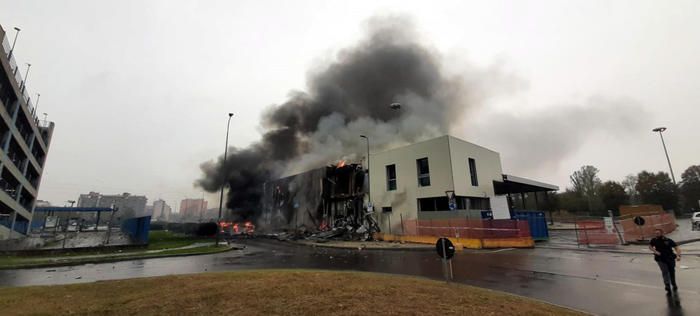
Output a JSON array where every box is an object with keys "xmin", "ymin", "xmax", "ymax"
[{"xmin": 649, "ymin": 228, "xmax": 681, "ymax": 292}]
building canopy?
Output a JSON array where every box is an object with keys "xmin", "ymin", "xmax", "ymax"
[{"xmin": 493, "ymin": 174, "xmax": 559, "ymax": 195}]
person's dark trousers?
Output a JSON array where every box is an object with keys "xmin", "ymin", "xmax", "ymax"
[{"xmin": 657, "ymin": 259, "xmax": 677, "ymax": 290}]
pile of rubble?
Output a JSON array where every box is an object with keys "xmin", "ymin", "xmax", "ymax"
[{"xmin": 266, "ymin": 211, "xmax": 380, "ymax": 242}]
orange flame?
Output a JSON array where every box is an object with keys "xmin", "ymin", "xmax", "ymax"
[{"xmin": 336, "ymin": 160, "xmax": 346, "ymax": 168}]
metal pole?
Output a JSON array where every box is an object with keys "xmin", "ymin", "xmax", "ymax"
[
  {"xmin": 657, "ymin": 131, "xmax": 676, "ymax": 184},
  {"xmin": 20, "ymin": 63, "xmax": 31, "ymax": 94},
  {"xmin": 441, "ymin": 238, "xmax": 449, "ymax": 283},
  {"xmin": 217, "ymin": 113, "xmax": 234, "ymax": 245},
  {"xmin": 400, "ymin": 213, "xmax": 405, "ymax": 235},
  {"xmin": 32, "ymin": 93, "xmax": 40, "ymax": 118},
  {"xmin": 7, "ymin": 27, "xmax": 20, "ymax": 61}
]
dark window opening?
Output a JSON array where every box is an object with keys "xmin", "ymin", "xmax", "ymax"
[
  {"xmin": 0, "ymin": 169, "xmax": 20, "ymax": 199},
  {"xmin": 12, "ymin": 214, "xmax": 28, "ymax": 235},
  {"xmin": 382, "ymin": 206, "xmax": 392, "ymax": 213},
  {"xmin": 416, "ymin": 158, "xmax": 430, "ymax": 187},
  {"xmin": 385, "ymin": 164, "xmax": 397, "ymax": 191},
  {"xmin": 468, "ymin": 158, "xmax": 478, "ymax": 186},
  {"xmin": 418, "ymin": 197, "xmax": 452, "ymax": 212}
]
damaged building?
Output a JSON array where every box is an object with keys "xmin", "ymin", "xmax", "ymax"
[
  {"xmin": 258, "ymin": 135, "xmax": 558, "ymax": 239},
  {"xmin": 260, "ymin": 161, "xmax": 378, "ymax": 240}
]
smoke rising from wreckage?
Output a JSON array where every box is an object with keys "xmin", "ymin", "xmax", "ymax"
[
  {"xmin": 196, "ymin": 16, "xmax": 486, "ymax": 228},
  {"xmin": 196, "ymin": 15, "xmax": 648, "ymax": 236}
]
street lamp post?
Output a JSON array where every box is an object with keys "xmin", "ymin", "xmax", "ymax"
[
  {"xmin": 32, "ymin": 93, "xmax": 40, "ymax": 118},
  {"xmin": 360, "ymin": 135, "xmax": 370, "ymax": 205},
  {"xmin": 216, "ymin": 113, "xmax": 234, "ymax": 245},
  {"xmin": 20, "ymin": 63, "xmax": 31, "ymax": 94},
  {"xmin": 652, "ymin": 127, "xmax": 676, "ymax": 185},
  {"xmin": 7, "ymin": 27, "xmax": 20, "ymax": 62}
]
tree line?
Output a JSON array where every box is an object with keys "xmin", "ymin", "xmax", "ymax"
[{"xmin": 555, "ymin": 165, "xmax": 700, "ymax": 216}]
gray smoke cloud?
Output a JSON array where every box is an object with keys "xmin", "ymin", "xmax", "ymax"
[
  {"xmin": 463, "ymin": 96, "xmax": 651, "ymax": 175},
  {"xmin": 196, "ymin": 16, "xmax": 510, "ymax": 217},
  {"xmin": 197, "ymin": 15, "xmax": 649, "ymax": 218}
]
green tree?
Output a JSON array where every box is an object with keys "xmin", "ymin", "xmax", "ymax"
[
  {"xmin": 569, "ymin": 165, "xmax": 602, "ymax": 213},
  {"xmin": 555, "ymin": 189, "xmax": 588, "ymax": 213},
  {"xmin": 635, "ymin": 171, "xmax": 679, "ymax": 212},
  {"xmin": 681, "ymin": 165, "xmax": 700, "ymax": 211},
  {"xmin": 598, "ymin": 181, "xmax": 629, "ymax": 216}
]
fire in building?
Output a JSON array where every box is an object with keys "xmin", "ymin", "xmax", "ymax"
[{"xmin": 257, "ymin": 135, "xmax": 557, "ymax": 239}]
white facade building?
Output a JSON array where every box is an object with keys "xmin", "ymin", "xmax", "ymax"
[{"xmin": 369, "ymin": 135, "xmax": 557, "ymax": 233}]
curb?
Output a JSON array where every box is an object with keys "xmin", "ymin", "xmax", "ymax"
[
  {"xmin": 0, "ymin": 244, "xmax": 244, "ymax": 270},
  {"xmin": 289, "ymin": 240, "xmax": 434, "ymax": 251},
  {"xmin": 537, "ymin": 245, "xmax": 700, "ymax": 256}
]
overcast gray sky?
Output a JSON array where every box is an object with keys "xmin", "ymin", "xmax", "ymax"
[{"xmin": 1, "ymin": 0, "xmax": 698, "ymax": 210}]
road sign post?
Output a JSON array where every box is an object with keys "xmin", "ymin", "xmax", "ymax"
[
  {"xmin": 634, "ymin": 216, "xmax": 646, "ymax": 241},
  {"xmin": 436, "ymin": 237, "xmax": 455, "ymax": 283}
]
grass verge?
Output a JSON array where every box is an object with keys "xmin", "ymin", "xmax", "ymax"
[
  {"xmin": 0, "ymin": 270, "xmax": 586, "ymax": 315},
  {"xmin": 0, "ymin": 231, "xmax": 230, "ymax": 270}
]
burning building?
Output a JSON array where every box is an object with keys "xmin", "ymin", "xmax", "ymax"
[{"xmin": 259, "ymin": 161, "xmax": 378, "ymax": 239}]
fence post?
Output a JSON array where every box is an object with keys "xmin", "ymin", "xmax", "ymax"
[
  {"xmin": 574, "ymin": 215, "xmax": 580, "ymax": 248},
  {"xmin": 400, "ymin": 213, "xmax": 405, "ymax": 235}
]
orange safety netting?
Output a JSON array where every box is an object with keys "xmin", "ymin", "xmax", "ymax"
[
  {"xmin": 398, "ymin": 219, "xmax": 530, "ymax": 239},
  {"xmin": 575, "ymin": 220, "xmax": 621, "ymax": 245}
]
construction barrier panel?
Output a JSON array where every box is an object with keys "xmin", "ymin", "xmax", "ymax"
[
  {"xmin": 575, "ymin": 219, "xmax": 620, "ymax": 245},
  {"xmin": 575, "ymin": 213, "xmax": 676, "ymax": 245},
  {"xmin": 384, "ymin": 218, "xmax": 533, "ymax": 249},
  {"xmin": 619, "ymin": 213, "xmax": 676, "ymax": 242}
]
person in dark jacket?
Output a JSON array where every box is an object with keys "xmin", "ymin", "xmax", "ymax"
[{"xmin": 649, "ymin": 228, "xmax": 681, "ymax": 292}]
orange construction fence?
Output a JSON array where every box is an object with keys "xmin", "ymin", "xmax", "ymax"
[
  {"xmin": 575, "ymin": 213, "xmax": 676, "ymax": 245},
  {"xmin": 619, "ymin": 213, "xmax": 676, "ymax": 242}
]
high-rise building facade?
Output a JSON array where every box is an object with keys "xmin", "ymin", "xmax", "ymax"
[
  {"xmin": 179, "ymin": 198, "xmax": 208, "ymax": 222},
  {"xmin": 0, "ymin": 26, "xmax": 55, "ymax": 239},
  {"xmin": 152, "ymin": 199, "xmax": 172, "ymax": 222}
]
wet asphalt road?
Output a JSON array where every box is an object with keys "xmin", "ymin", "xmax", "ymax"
[{"xmin": 1, "ymin": 239, "xmax": 698, "ymax": 316}]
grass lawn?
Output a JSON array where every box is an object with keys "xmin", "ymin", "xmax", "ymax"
[
  {"xmin": 0, "ymin": 231, "xmax": 222, "ymax": 269},
  {"xmin": 0, "ymin": 270, "xmax": 585, "ymax": 316}
]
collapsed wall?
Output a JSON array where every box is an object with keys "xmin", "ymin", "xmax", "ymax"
[{"xmin": 258, "ymin": 162, "xmax": 378, "ymax": 239}]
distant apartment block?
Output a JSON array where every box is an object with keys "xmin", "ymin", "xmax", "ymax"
[
  {"xmin": 0, "ymin": 26, "xmax": 55, "ymax": 239},
  {"xmin": 152, "ymin": 199, "xmax": 172, "ymax": 222},
  {"xmin": 179, "ymin": 198, "xmax": 208, "ymax": 221},
  {"xmin": 77, "ymin": 192, "xmax": 147, "ymax": 221}
]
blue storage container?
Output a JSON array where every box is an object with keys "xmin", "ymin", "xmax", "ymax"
[{"xmin": 512, "ymin": 211, "xmax": 549, "ymax": 241}]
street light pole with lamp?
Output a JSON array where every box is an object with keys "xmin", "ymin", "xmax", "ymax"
[
  {"xmin": 652, "ymin": 127, "xmax": 676, "ymax": 185},
  {"xmin": 216, "ymin": 113, "xmax": 234, "ymax": 245},
  {"xmin": 7, "ymin": 27, "xmax": 20, "ymax": 62},
  {"xmin": 20, "ymin": 63, "xmax": 31, "ymax": 94}
]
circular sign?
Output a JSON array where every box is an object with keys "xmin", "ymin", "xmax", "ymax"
[
  {"xmin": 634, "ymin": 216, "xmax": 646, "ymax": 226},
  {"xmin": 436, "ymin": 238, "xmax": 455, "ymax": 260}
]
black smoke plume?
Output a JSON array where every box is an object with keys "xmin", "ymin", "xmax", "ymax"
[{"xmin": 197, "ymin": 16, "xmax": 499, "ymax": 219}]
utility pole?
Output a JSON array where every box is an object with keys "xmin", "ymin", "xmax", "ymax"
[
  {"xmin": 216, "ymin": 113, "xmax": 234, "ymax": 245},
  {"xmin": 652, "ymin": 127, "xmax": 676, "ymax": 184}
]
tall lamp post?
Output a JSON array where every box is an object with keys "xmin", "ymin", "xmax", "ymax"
[
  {"xmin": 360, "ymin": 135, "xmax": 370, "ymax": 206},
  {"xmin": 652, "ymin": 127, "xmax": 676, "ymax": 185},
  {"xmin": 20, "ymin": 63, "xmax": 31, "ymax": 94},
  {"xmin": 216, "ymin": 113, "xmax": 234, "ymax": 245},
  {"xmin": 7, "ymin": 27, "xmax": 20, "ymax": 61}
]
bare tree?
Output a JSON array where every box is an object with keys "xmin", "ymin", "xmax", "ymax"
[{"xmin": 570, "ymin": 165, "xmax": 602, "ymax": 213}]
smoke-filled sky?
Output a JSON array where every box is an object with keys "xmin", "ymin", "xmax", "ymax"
[{"xmin": 1, "ymin": 0, "xmax": 698, "ymax": 210}]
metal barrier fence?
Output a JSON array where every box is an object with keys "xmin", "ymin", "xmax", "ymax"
[
  {"xmin": 575, "ymin": 213, "xmax": 676, "ymax": 246},
  {"xmin": 398, "ymin": 219, "xmax": 531, "ymax": 239}
]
